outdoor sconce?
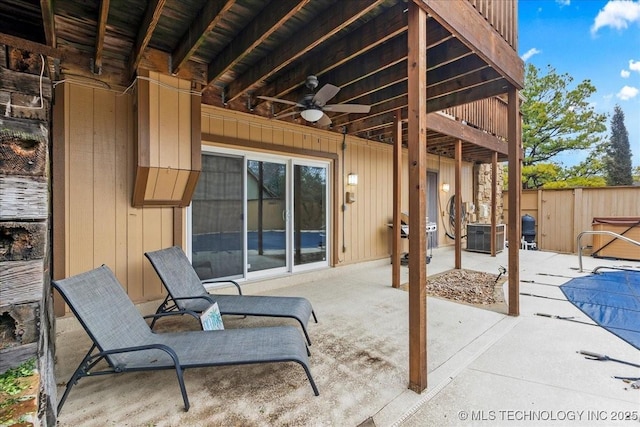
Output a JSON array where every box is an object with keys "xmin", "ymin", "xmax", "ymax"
[
  {"xmin": 441, "ymin": 183, "xmax": 450, "ymax": 192},
  {"xmin": 347, "ymin": 173, "xmax": 358, "ymax": 186}
]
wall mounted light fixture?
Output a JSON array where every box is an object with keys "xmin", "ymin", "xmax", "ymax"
[
  {"xmin": 441, "ymin": 183, "xmax": 450, "ymax": 192},
  {"xmin": 347, "ymin": 173, "xmax": 358, "ymax": 186}
]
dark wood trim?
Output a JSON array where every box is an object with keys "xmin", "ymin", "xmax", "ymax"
[
  {"xmin": 491, "ymin": 152, "xmax": 498, "ymax": 256},
  {"xmin": 507, "ymin": 86, "xmax": 520, "ymax": 316},
  {"xmin": 455, "ymin": 139, "xmax": 462, "ymax": 269},
  {"xmin": 407, "ymin": 0, "xmax": 428, "ymax": 393},
  {"xmin": 190, "ymin": 90, "xmax": 202, "ymax": 171},
  {"xmin": 51, "ymin": 83, "xmax": 66, "ymax": 316},
  {"xmin": 201, "ymin": 133, "xmax": 339, "ymax": 162},
  {"xmin": 392, "ymin": 108, "xmax": 402, "ymax": 288},
  {"xmin": 131, "ymin": 166, "xmax": 150, "ymax": 208}
]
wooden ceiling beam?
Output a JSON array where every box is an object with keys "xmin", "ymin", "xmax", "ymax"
[
  {"xmin": 93, "ymin": 0, "xmax": 110, "ymax": 74},
  {"xmin": 331, "ymin": 62, "xmax": 407, "ymax": 105},
  {"xmin": 418, "ymin": 0, "xmax": 524, "ymax": 88},
  {"xmin": 254, "ymin": 1, "xmax": 409, "ymax": 102},
  {"xmin": 224, "ymin": 0, "xmax": 385, "ymax": 103},
  {"xmin": 425, "ymin": 37, "xmax": 470, "ymax": 73},
  {"xmin": 207, "ymin": 0, "xmax": 310, "ymax": 84},
  {"xmin": 427, "ymin": 112, "xmax": 508, "ymax": 155},
  {"xmin": 335, "ymin": 94, "xmax": 408, "ymax": 129},
  {"xmin": 428, "ymin": 66, "xmax": 500, "ymax": 99},
  {"xmin": 171, "ymin": 0, "xmax": 237, "ymax": 74},
  {"xmin": 427, "ymin": 77, "xmax": 508, "ymax": 111},
  {"xmin": 253, "ymin": 24, "xmax": 408, "ymax": 117},
  {"xmin": 40, "ymin": 0, "xmax": 56, "ymax": 48},
  {"xmin": 426, "ymin": 54, "xmax": 487, "ymax": 88},
  {"xmin": 128, "ymin": 0, "xmax": 167, "ymax": 79}
]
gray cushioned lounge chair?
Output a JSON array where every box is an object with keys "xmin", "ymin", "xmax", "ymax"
[
  {"xmin": 53, "ymin": 265, "xmax": 318, "ymax": 414},
  {"xmin": 145, "ymin": 246, "xmax": 318, "ymax": 345}
]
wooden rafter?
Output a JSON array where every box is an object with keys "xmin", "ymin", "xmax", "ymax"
[
  {"xmin": 224, "ymin": 0, "xmax": 385, "ymax": 103},
  {"xmin": 40, "ymin": 0, "xmax": 55, "ymax": 47},
  {"xmin": 254, "ymin": 1, "xmax": 409, "ymax": 104},
  {"xmin": 171, "ymin": 0, "xmax": 237, "ymax": 74},
  {"xmin": 128, "ymin": 0, "xmax": 167, "ymax": 79},
  {"xmin": 94, "ymin": 0, "xmax": 110, "ymax": 74},
  {"xmin": 207, "ymin": 0, "xmax": 310, "ymax": 83}
]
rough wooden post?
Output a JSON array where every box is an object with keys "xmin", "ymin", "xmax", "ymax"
[
  {"xmin": 407, "ymin": 0, "xmax": 428, "ymax": 393},
  {"xmin": 0, "ymin": 44, "xmax": 56, "ymax": 425}
]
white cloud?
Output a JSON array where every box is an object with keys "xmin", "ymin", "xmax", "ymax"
[
  {"xmin": 630, "ymin": 59, "xmax": 640, "ymax": 72},
  {"xmin": 521, "ymin": 48, "xmax": 541, "ymax": 61},
  {"xmin": 621, "ymin": 69, "xmax": 631, "ymax": 78},
  {"xmin": 591, "ymin": 0, "xmax": 640, "ymax": 35},
  {"xmin": 556, "ymin": 0, "xmax": 570, "ymax": 6},
  {"xmin": 617, "ymin": 85, "xmax": 639, "ymax": 100}
]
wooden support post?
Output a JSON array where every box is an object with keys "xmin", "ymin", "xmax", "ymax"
[
  {"xmin": 507, "ymin": 86, "xmax": 521, "ymax": 316},
  {"xmin": 407, "ymin": 0, "xmax": 428, "ymax": 393},
  {"xmin": 392, "ymin": 109, "xmax": 403, "ymax": 288},
  {"xmin": 491, "ymin": 151, "xmax": 498, "ymax": 256},
  {"xmin": 455, "ymin": 139, "xmax": 462, "ymax": 269}
]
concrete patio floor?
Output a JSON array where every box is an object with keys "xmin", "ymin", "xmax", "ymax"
[{"xmin": 53, "ymin": 247, "xmax": 640, "ymax": 426}]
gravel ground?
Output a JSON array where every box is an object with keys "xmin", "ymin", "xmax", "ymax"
[{"xmin": 402, "ymin": 269, "xmax": 507, "ymax": 309}]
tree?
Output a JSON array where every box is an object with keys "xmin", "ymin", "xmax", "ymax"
[
  {"xmin": 520, "ymin": 64, "xmax": 607, "ymax": 188},
  {"xmin": 604, "ymin": 105, "xmax": 633, "ymax": 186}
]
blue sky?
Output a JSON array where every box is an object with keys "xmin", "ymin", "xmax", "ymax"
[{"xmin": 518, "ymin": 0, "xmax": 640, "ymax": 168}]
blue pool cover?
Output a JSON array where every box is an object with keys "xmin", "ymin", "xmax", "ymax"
[{"xmin": 560, "ymin": 270, "xmax": 640, "ymax": 350}]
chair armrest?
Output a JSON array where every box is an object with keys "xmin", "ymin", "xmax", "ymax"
[
  {"xmin": 144, "ymin": 309, "xmax": 200, "ymax": 322},
  {"xmin": 99, "ymin": 343, "xmax": 181, "ymax": 370},
  {"xmin": 201, "ymin": 279, "xmax": 242, "ymax": 295}
]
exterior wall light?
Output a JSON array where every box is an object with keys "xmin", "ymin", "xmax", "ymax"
[{"xmin": 347, "ymin": 173, "xmax": 358, "ymax": 186}]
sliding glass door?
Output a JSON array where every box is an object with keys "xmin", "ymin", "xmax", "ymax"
[
  {"xmin": 190, "ymin": 149, "xmax": 329, "ymax": 281},
  {"xmin": 246, "ymin": 159, "xmax": 287, "ymax": 275}
]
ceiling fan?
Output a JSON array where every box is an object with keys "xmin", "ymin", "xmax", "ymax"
[{"xmin": 258, "ymin": 75, "xmax": 371, "ymax": 127}]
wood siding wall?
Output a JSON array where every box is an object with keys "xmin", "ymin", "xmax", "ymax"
[
  {"xmin": 200, "ymin": 106, "xmax": 474, "ymax": 264},
  {"xmin": 504, "ymin": 187, "xmax": 640, "ymax": 253},
  {"xmin": 53, "ymin": 82, "xmax": 175, "ymax": 309},
  {"xmin": 52, "ymin": 86, "xmax": 475, "ymax": 309}
]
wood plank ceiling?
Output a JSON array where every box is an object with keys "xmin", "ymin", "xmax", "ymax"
[{"xmin": 0, "ymin": 0, "xmax": 520, "ymax": 162}]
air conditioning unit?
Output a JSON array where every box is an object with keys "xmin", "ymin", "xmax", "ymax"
[{"xmin": 466, "ymin": 224, "xmax": 505, "ymax": 253}]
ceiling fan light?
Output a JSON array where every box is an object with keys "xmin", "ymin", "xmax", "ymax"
[{"xmin": 300, "ymin": 108, "xmax": 324, "ymax": 123}]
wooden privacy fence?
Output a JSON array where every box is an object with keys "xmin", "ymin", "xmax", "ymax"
[{"xmin": 503, "ymin": 187, "xmax": 640, "ymax": 254}]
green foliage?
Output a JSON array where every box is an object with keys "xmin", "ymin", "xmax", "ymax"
[
  {"xmin": 604, "ymin": 105, "xmax": 633, "ymax": 186},
  {"xmin": 0, "ymin": 359, "xmax": 36, "ymax": 397},
  {"xmin": 520, "ymin": 64, "xmax": 607, "ymax": 188}
]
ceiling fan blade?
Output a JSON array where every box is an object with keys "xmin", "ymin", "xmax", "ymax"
[
  {"xmin": 323, "ymin": 103, "xmax": 371, "ymax": 114},
  {"xmin": 316, "ymin": 113, "xmax": 332, "ymax": 127},
  {"xmin": 312, "ymin": 84, "xmax": 340, "ymax": 106},
  {"xmin": 257, "ymin": 95, "xmax": 301, "ymax": 107},
  {"xmin": 274, "ymin": 110, "xmax": 300, "ymax": 119}
]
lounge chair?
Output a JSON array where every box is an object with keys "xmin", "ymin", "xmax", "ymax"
[
  {"xmin": 53, "ymin": 265, "xmax": 319, "ymax": 414},
  {"xmin": 145, "ymin": 246, "xmax": 318, "ymax": 345}
]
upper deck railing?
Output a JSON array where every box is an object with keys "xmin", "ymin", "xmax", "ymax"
[
  {"xmin": 467, "ymin": 0, "xmax": 518, "ymax": 50},
  {"xmin": 441, "ymin": 96, "xmax": 510, "ymax": 142}
]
